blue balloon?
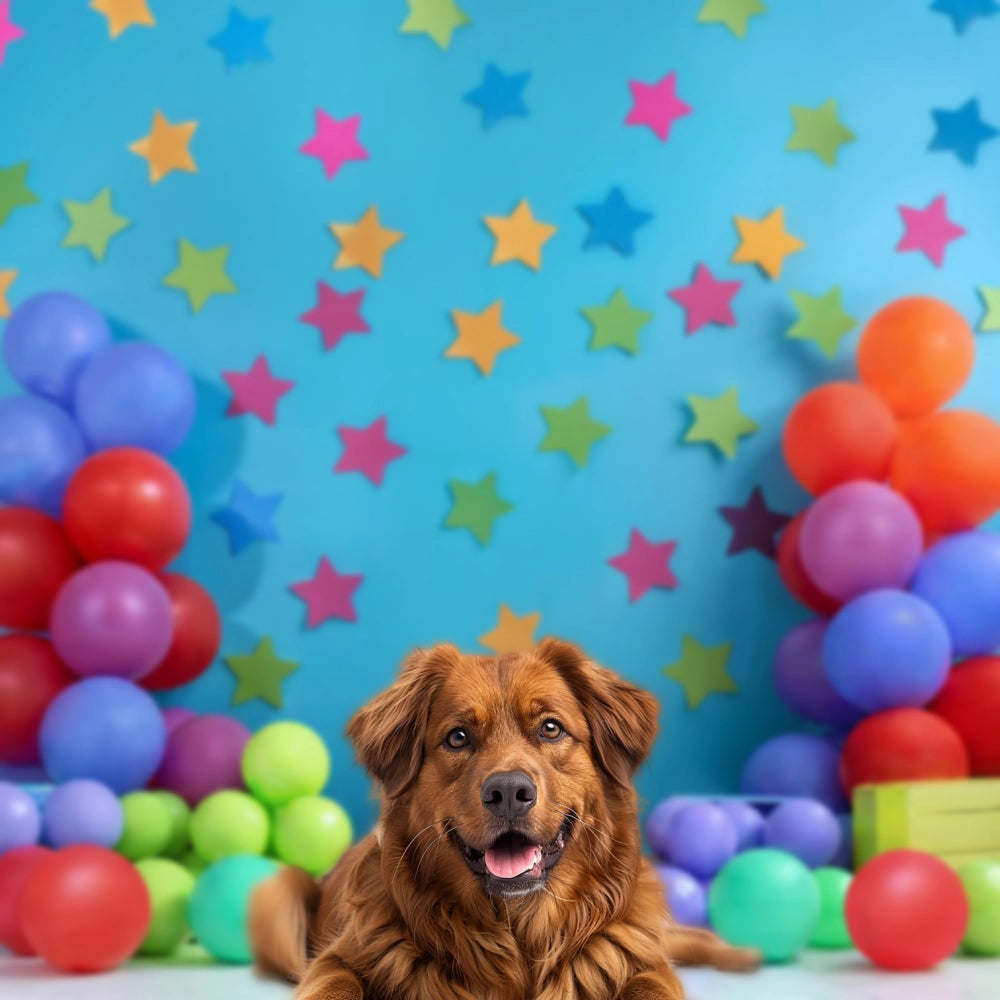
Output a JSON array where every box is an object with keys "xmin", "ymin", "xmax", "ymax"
[
  {"xmin": 740, "ymin": 733, "xmax": 847, "ymax": 812},
  {"xmin": 0, "ymin": 394, "xmax": 88, "ymax": 516},
  {"xmin": 2, "ymin": 291, "xmax": 111, "ymax": 406},
  {"xmin": 73, "ymin": 342, "xmax": 196, "ymax": 455}
]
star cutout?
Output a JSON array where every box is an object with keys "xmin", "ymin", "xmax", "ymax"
[
  {"xmin": 129, "ymin": 111, "xmax": 197, "ymax": 183},
  {"xmin": 608, "ymin": 530, "xmax": 679, "ymax": 602},
  {"xmin": 444, "ymin": 472, "xmax": 514, "ymax": 546},
  {"xmin": 663, "ymin": 635, "xmax": 738, "ymax": 710},
  {"xmin": 0, "ymin": 1, "xmax": 25, "ymax": 63},
  {"xmin": 581, "ymin": 288, "xmax": 654, "ymax": 355},
  {"xmin": 786, "ymin": 99, "xmax": 855, "ymax": 166},
  {"xmin": 329, "ymin": 206, "xmax": 404, "ymax": 278},
  {"xmin": 719, "ymin": 486, "xmax": 791, "ymax": 559},
  {"xmin": 897, "ymin": 194, "xmax": 966, "ymax": 266},
  {"xmin": 483, "ymin": 200, "xmax": 556, "ymax": 270},
  {"xmin": 979, "ymin": 286, "xmax": 1000, "ymax": 330},
  {"xmin": 299, "ymin": 281, "xmax": 370, "ymax": 352},
  {"xmin": 539, "ymin": 397, "xmax": 612, "ymax": 469},
  {"xmin": 163, "ymin": 239, "xmax": 237, "ymax": 312},
  {"xmin": 334, "ymin": 416, "xmax": 407, "ymax": 486},
  {"xmin": 446, "ymin": 301, "xmax": 520, "ymax": 375},
  {"xmin": 400, "ymin": 0, "xmax": 470, "ymax": 49},
  {"xmin": 208, "ymin": 7, "xmax": 271, "ymax": 68},
  {"xmin": 578, "ymin": 187, "xmax": 653, "ymax": 256},
  {"xmin": 684, "ymin": 388, "xmax": 759, "ymax": 459},
  {"xmin": 222, "ymin": 355, "xmax": 295, "ymax": 426},
  {"xmin": 0, "ymin": 269, "xmax": 16, "ymax": 317},
  {"xmin": 212, "ymin": 480, "xmax": 282, "ymax": 555},
  {"xmin": 625, "ymin": 72, "xmax": 692, "ymax": 141},
  {"xmin": 465, "ymin": 65, "xmax": 530, "ymax": 128},
  {"xmin": 930, "ymin": 98, "xmax": 999, "ymax": 165},
  {"xmin": 61, "ymin": 187, "xmax": 130, "ymax": 261},
  {"xmin": 697, "ymin": 0, "xmax": 767, "ymax": 37},
  {"xmin": 931, "ymin": 0, "xmax": 998, "ymax": 33},
  {"xmin": 300, "ymin": 110, "xmax": 368, "ymax": 180},
  {"xmin": 0, "ymin": 162, "xmax": 39, "ymax": 228},
  {"xmin": 667, "ymin": 263, "xmax": 741, "ymax": 335},
  {"xmin": 731, "ymin": 207, "xmax": 805, "ymax": 279},
  {"xmin": 224, "ymin": 637, "xmax": 298, "ymax": 708},
  {"xmin": 289, "ymin": 557, "xmax": 363, "ymax": 627},
  {"xmin": 478, "ymin": 604, "xmax": 542, "ymax": 654},
  {"xmin": 90, "ymin": 0, "xmax": 155, "ymax": 38},
  {"xmin": 786, "ymin": 286, "xmax": 856, "ymax": 357}
]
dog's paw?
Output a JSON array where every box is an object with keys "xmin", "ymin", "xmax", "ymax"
[
  {"xmin": 293, "ymin": 976, "xmax": 364, "ymax": 1000},
  {"xmin": 709, "ymin": 944, "xmax": 762, "ymax": 973}
]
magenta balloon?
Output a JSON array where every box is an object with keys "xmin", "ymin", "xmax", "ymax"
[
  {"xmin": 49, "ymin": 561, "xmax": 174, "ymax": 681},
  {"xmin": 154, "ymin": 714, "xmax": 251, "ymax": 806},
  {"xmin": 799, "ymin": 482, "xmax": 923, "ymax": 602},
  {"xmin": 161, "ymin": 706, "xmax": 197, "ymax": 736}
]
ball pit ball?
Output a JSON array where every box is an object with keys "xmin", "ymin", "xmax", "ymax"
[
  {"xmin": 959, "ymin": 860, "xmax": 1000, "ymax": 956},
  {"xmin": 664, "ymin": 802, "xmax": 737, "ymax": 879},
  {"xmin": 190, "ymin": 789, "xmax": 270, "ymax": 864},
  {"xmin": 42, "ymin": 778, "xmax": 123, "ymax": 849},
  {"xmin": 155, "ymin": 713, "xmax": 251, "ymax": 806},
  {"xmin": 740, "ymin": 733, "xmax": 847, "ymax": 813},
  {"xmin": 134, "ymin": 857, "xmax": 196, "ymax": 956},
  {"xmin": 273, "ymin": 795, "xmax": 353, "ymax": 876},
  {"xmin": 930, "ymin": 655, "xmax": 1000, "ymax": 776},
  {"xmin": 810, "ymin": 867, "xmax": 853, "ymax": 950},
  {"xmin": 763, "ymin": 798, "xmax": 841, "ymax": 870},
  {"xmin": 644, "ymin": 796, "xmax": 694, "ymax": 860},
  {"xmin": 0, "ymin": 845, "xmax": 51, "ymax": 955},
  {"xmin": 715, "ymin": 800, "xmax": 764, "ymax": 852},
  {"xmin": 241, "ymin": 720, "xmax": 331, "ymax": 807},
  {"xmin": 153, "ymin": 790, "xmax": 192, "ymax": 858},
  {"xmin": 655, "ymin": 863, "xmax": 707, "ymax": 928},
  {"xmin": 0, "ymin": 781, "xmax": 41, "ymax": 852},
  {"xmin": 116, "ymin": 790, "xmax": 174, "ymax": 861}
]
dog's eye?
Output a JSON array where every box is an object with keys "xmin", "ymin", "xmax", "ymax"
[
  {"xmin": 539, "ymin": 719, "xmax": 564, "ymax": 741},
  {"xmin": 445, "ymin": 728, "xmax": 470, "ymax": 749}
]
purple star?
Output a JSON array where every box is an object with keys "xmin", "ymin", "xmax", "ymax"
[{"xmin": 719, "ymin": 486, "xmax": 791, "ymax": 559}]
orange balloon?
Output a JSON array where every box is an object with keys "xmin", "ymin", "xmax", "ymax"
[
  {"xmin": 782, "ymin": 382, "xmax": 897, "ymax": 495},
  {"xmin": 858, "ymin": 296, "xmax": 974, "ymax": 419}
]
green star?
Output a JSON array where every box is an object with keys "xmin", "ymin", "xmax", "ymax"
[
  {"xmin": 684, "ymin": 387, "xmax": 759, "ymax": 459},
  {"xmin": 445, "ymin": 472, "xmax": 514, "ymax": 546},
  {"xmin": 581, "ymin": 288, "xmax": 655, "ymax": 355},
  {"xmin": 786, "ymin": 99, "xmax": 856, "ymax": 166},
  {"xmin": 979, "ymin": 286, "xmax": 1000, "ymax": 331},
  {"xmin": 61, "ymin": 187, "xmax": 130, "ymax": 261},
  {"xmin": 400, "ymin": 0, "xmax": 471, "ymax": 49},
  {"xmin": 0, "ymin": 161, "xmax": 40, "ymax": 228},
  {"xmin": 224, "ymin": 637, "xmax": 299, "ymax": 708},
  {"xmin": 163, "ymin": 238, "xmax": 237, "ymax": 313},
  {"xmin": 696, "ymin": 0, "xmax": 767, "ymax": 38},
  {"xmin": 539, "ymin": 397, "xmax": 612, "ymax": 469},
  {"xmin": 787, "ymin": 286, "xmax": 856, "ymax": 357},
  {"xmin": 663, "ymin": 634, "xmax": 738, "ymax": 710}
]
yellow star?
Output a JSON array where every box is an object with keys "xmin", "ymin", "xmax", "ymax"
[
  {"xmin": 663, "ymin": 634, "xmax": 738, "ymax": 710},
  {"xmin": 479, "ymin": 604, "xmax": 542, "ymax": 655},
  {"xmin": 90, "ymin": 0, "xmax": 156, "ymax": 39},
  {"xmin": 129, "ymin": 111, "xmax": 198, "ymax": 183},
  {"xmin": 0, "ymin": 269, "xmax": 17, "ymax": 318},
  {"xmin": 446, "ymin": 301, "xmax": 521, "ymax": 376},
  {"xmin": 329, "ymin": 206, "xmax": 405, "ymax": 278},
  {"xmin": 730, "ymin": 207, "xmax": 805, "ymax": 279},
  {"xmin": 483, "ymin": 200, "xmax": 557, "ymax": 271}
]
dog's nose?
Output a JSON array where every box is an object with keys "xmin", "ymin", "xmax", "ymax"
[{"xmin": 481, "ymin": 771, "xmax": 537, "ymax": 820}]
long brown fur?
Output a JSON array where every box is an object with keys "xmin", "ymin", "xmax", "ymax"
[{"xmin": 250, "ymin": 638, "xmax": 760, "ymax": 1000}]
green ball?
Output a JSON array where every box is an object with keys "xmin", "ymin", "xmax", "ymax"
[
  {"xmin": 190, "ymin": 790, "xmax": 270, "ymax": 864},
  {"xmin": 186, "ymin": 854, "xmax": 280, "ymax": 963},
  {"xmin": 134, "ymin": 858, "xmax": 196, "ymax": 956},
  {"xmin": 273, "ymin": 796, "xmax": 353, "ymax": 876},
  {"xmin": 809, "ymin": 867, "xmax": 853, "ymax": 949},
  {"xmin": 241, "ymin": 721, "xmax": 331, "ymax": 807},
  {"xmin": 960, "ymin": 860, "xmax": 1000, "ymax": 956},
  {"xmin": 116, "ymin": 791, "xmax": 173, "ymax": 860},
  {"xmin": 708, "ymin": 848, "xmax": 820, "ymax": 963},
  {"xmin": 151, "ymin": 790, "xmax": 191, "ymax": 858}
]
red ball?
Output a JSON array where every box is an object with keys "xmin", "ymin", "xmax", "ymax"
[
  {"xmin": 931, "ymin": 656, "xmax": 1000, "ymax": 775},
  {"xmin": 0, "ymin": 846, "xmax": 51, "ymax": 955},
  {"xmin": 840, "ymin": 708, "xmax": 969, "ymax": 796},
  {"xmin": 776, "ymin": 512, "xmax": 841, "ymax": 616},
  {"xmin": 62, "ymin": 447, "xmax": 192, "ymax": 570},
  {"xmin": 18, "ymin": 845, "xmax": 151, "ymax": 973},
  {"xmin": 846, "ymin": 849, "xmax": 969, "ymax": 970}
]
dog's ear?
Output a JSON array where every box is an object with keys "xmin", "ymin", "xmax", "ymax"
[
  {"xmin": 346, "ymin": 644, "xmax": 459, "ymax": 799},
  {"xmin": 536, "ymin": 637, "xmax": 659, "ymax": 790}
]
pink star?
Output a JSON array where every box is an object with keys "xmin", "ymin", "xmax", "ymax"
[
  {"xmin": 624, "ymin": 72, "xmax": 692, "ymax": 141},
  {"xmin": 299, "ymin": 110, "xmax": 368, "ymax": 180},
  {"xmin": 299, "ymin": 280, "xmax": 370, "ymax": 351},
  {"xmin": 335, "ymin": 416, "xmax": 407, "ymax": 486},
  {"xmin": 897, "ymin": 194, "xmax": 966, "ymax": 267},
  {"xmin": 608, "ymin": 530, "xmax": 679, "ymax": 602},
  {"xmin": 222, "ymin": 355, "xmax": 295, "ymax": 426},
  {"xmin": 667, "ymin": 263, "xmax": 741, "ymax": 335},
  {"xmin": 0, "ymin": 1, "xmax": 25, "ymax": 64},
  {"xmin": 289, "ymin": 556, "xmax": 363, "ymax": 627}
]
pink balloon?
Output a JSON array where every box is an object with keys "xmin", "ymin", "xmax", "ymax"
[
  {"xmin": 153, "ymin": 715, "xmax": 250, "ymax": 806},
  {"xmin": 161, "ymin": 706, "xmax": 197, "ymax": 736}
]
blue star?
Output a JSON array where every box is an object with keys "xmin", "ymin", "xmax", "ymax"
[
  {"xmin": 930, "ymin": 99, "xmax": 999, "ymax": 164},
  {"xmin": 577, "ymin": 187, "xmax": 653, "ymax": 256},
  {"xmin": 208, "ymin": 7, "xmax": 272, "ymax": 68},
  {"xmin": 464, "ymin": 64, "xmax": 531, "ymax": 129},
  {"xmin": 212, "ymin": 479, "xmax": 282, "ymax": 554},
  {"xmin": 931, "ymin": 0, "xmax": 999, "ymax": 33}
]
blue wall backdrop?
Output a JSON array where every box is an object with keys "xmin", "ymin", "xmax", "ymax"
[{"xmin": 3, "ymin": 0, "xmax": 1000, "ymax": 834}]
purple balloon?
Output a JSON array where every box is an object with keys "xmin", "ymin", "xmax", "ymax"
[
  {"xmin": 162, "ymin": 706, "xmax": 198, "ymax": 736},
  {"xmin": 42, "ymin": 778, "xmax": 123, "ymax": 848},
  {"xmin": 799, "ymin": 481, "xmax": 923, "ymax": 602},
  {"xmin": 763, "ymin": 798, "xmax": 841, "ymax": 869},
  {"xmin": 154, "ymin": 715, "xmax": 251, "ymax": 806},
  {"xmin": 664, "ymin": 802, "xmax": 738, "ymax": 879},
  {"xmin": 645, "ymin": 797, "xmax": 695, "ymax": 860},
  {"xmin": 741, "ymin": 733, "xmax": 847, "ymax": 812},
  {"xmin": 656, "ymin": 863, "xmax": 707, "ymax": 927},
  {"xmin": 0, "ymin": 781, "xmax": 42, "ymax": 852},
  {"xmin": 50, "ymin": 561, "xmax": 174, "ymax": 681},
  {"xmin": 716, "ymin": 800, "xmax": 765, "ymax": 851}
]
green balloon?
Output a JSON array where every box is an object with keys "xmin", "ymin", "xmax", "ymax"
[
  {"xmin": 273, "ymin": 796, "xmax": 353, "ymax": 876},
  {"xmin": 152, "ymin": 790, "xmax": 191, "ymax": 858},
  {"xmin": 135, "ymin": 858, "xmax": 196, "ymax": 956},
  {"xmin": 708, "ymin": 848, "xmax": 820, "ymax": 963},
  {"xmin": 242, "ymin": 721, "xmax": 331, "ymax": 808},
  {"xmin": 116, "ymin": 791, "xmax": 173, "ymax": 860},
  {"xmin": 180, "ymin": 848, "xmax": 207, "ymax": 879},
  {"xmin": 810, "ymin": 867, "xmax": 853, "ymax": 949},
  {"xmin": 190, "ymin": 790, "xmax": 270, "ymax": 864},
  {"xmin": 186, "ymin": 854, "xmax": 280, "ymax": 963},
  {"xmin": 960, "ymin": 860, "xmax": 1000, "ymax": 956}
]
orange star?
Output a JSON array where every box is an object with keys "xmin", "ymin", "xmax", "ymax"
[
  {"xmin": 329, "ymin": 206, "xmax": 405, "ymax": 278},
  {"xmin": 129, "ymin": 111, "xmax": 198, "ymax": 183},
  {"xmin": 731, "ymin": 207, "xmax": 805, "ymax": 279},
  {"xmin": 0, "ymin": 269, "xmax": 17, "ymax": 318},
  {"xmin": 479, "ymin": 604, "xmax": 542, "ymax": 655},
  {"xmin": 446, "ymin": 301, "xmax": 520, "ymax": 376},
  {"xmin": 483, "ymin": 200, "xmax": 557, "ymax": 270},
  {"xmin": 90, "ymin": 0, "xmax": 155, "ymax": 38}
]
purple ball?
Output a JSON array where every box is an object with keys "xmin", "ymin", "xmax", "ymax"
[
  {"xmin": 664, "ymin": 802, "xmax": 738, "ymax": 879},
  {"xmin": 763, "ymin": 798, "xmax": 841, "ymax": 869},
  {"xmin": 740, "ymin": 733, "xmax": 847, "ymax": 812},
  {"xmin": 830, "ymin": 814, "xmax": 854, "ymax": 870},
  {"xmin": 645, "ymin": 797, "xmax": 695, "ymax": 860},
  {"xmin": 155, "ymin": 714, "xmax": 251, "ymax": 806},
  {"xmin": 656, "ymin": 863, "xmax": 707, "ymax": 927},
  {"xmin": 716, "ymin": 800, "xmax": 765, "ymax": 851},
  {"xmin": 42, "ymin": 779, "xmax": 123, "ymax": 848},
  {"xmin": 0, "ymin": 781, "xmax": 42, "ymax": 852},
  {"xmin": 162, "ymin": 706, "xmax": 198, "ymax": 735}
]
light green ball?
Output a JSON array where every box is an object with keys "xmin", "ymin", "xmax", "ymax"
[
  {"xmin": 116, "ymin": 791, "xmax": 173, "ymax": 860},
  {"xmin": 809, "ymin": 867, "xmax": 853, "ymax": 949},
  {"xmin": 960, "ymin": 860, "xmax": 1000, "ymax": 956},
  {"xmin": 708, "ymin": 848, "xmax": 820, "ymax": 963},
  {"xmin": 135, "ymin": 858, "xmax": 196, "ymax": 956},
  {"xmin": 151, "ymin": 790, "xmax": 191, "ymax": 858},
  {"xmin": 179, "ymin": 848, "xmax": 207, "ymax": 879},
  {"xmin": 273, "ymin": 796, "xmax": 353, "ymax": 876},
  {"xmin": 190, "ymin": 790, "xmax": 270, "ymax": 864},
  {"xmin": 241, "ymin": 721, "xmax": 330, "ymax": 807}
]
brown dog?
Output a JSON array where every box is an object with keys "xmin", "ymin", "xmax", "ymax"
[{"xmin": 250, "ymin": 638, "xmax": 759, "ymax": 999}]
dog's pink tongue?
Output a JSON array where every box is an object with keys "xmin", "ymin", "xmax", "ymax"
[{"xmin": 485, "ymin": 841, "xmax": 543, "ymax": 879}]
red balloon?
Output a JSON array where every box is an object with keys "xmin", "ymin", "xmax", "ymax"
[
  {"xmin": 846, "ymin": 849, "xmax": 968, "ymax": 970},
  {"xmin": 62, "ymin": 447, "xmax": 192, "ymax": 569},
  {"xmin": 776, "ymin": 512, "xmax": 841, "ymax": 616},
  {"xmin": 930, "ymin": 655, "xmax": 1000, "ymax": 776},
  {"xmin": 0, "ymin": 635, "xmax": 75, "ymax": 765},
  {"xmin": 0, "ymin": 846, "xmax": 51, "ymax": 955},
  {"xmin": 141, "ymin": 573, "xmax": 222, "ymax": 690},
  {"xmin": 18, "ymin": 845, "xmax": 151, "ymax": 973},
  {"xmin": 0, "ymin": 508, "xmax": 79, "ymax": 630}
]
